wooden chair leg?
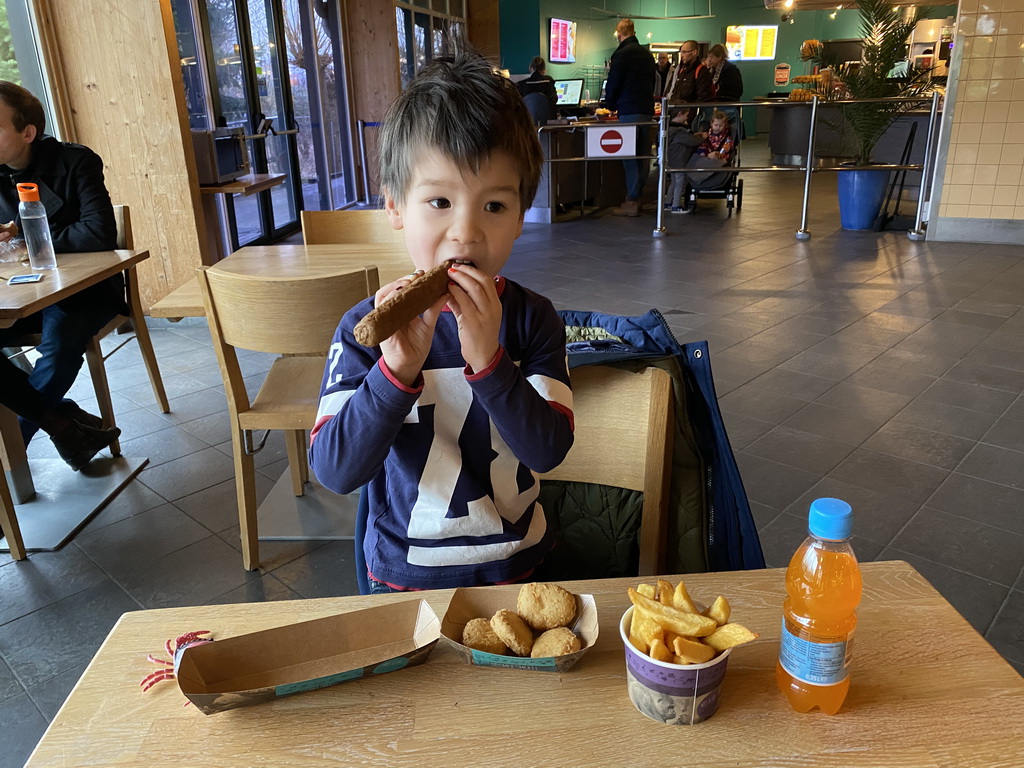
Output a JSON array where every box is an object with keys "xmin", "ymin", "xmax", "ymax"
[
  {"xmin": 0, "ymin": 472, "xmax": 26, "ymax": 560},
  {"xmin": 85, "ymin": 337, "xmax": 121, "ymax": 456},
  {"xmin": 131, "ymin": 310, "xmax": 170, "ymax": 413},
  {"xmin": 285, "ymin": 430, "xmax": 307, "ymax": 497},
  {"xmin": 233, "ymin": 432, "xmax": 260, "ymax": 571}
]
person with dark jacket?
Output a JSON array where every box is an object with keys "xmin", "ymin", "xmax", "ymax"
[
  {"xmin": 705, "ymin": 43, "xmax": 744, "ymax": 131},
  {"xmin": 0, "ymin": 81, "xmax": 122, "ymax": 469},
  {"xmin": 518, "ymin": 56, "xmax": 557, "ymax": 121},
  {"xmin": 604, "ymin": 18, "xmax": 656, "ymax": 217},
  {"xmin": 668, "ymin": 40, "xmax": 712, "ymax": 127}
]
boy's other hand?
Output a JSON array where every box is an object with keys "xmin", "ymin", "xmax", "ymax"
[
  {"xmin": 376, "ymin": 271, "xmax": 448, "ymax": 387},
  {"xmin": 445, "ymin": 263, "xmax": 501, "ymax": 374}
]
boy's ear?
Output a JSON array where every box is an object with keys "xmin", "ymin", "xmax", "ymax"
[{"xmin": 383, "ymin": 190, "xmax": 404, "ymax": 231}]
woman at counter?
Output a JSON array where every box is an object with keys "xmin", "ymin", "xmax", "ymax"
[
  {"xmin": 518, "ymin": 57, "xmax": 557, "ymax": 123},
  {"xmin": 705, "ymin": 44, "xmax": 743, "ymax": 127}
]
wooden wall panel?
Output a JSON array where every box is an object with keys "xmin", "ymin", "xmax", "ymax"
[
  {"xmin": 342, "ymin": 0, "xmax": 400, "ymax": 199},
  {"xmin": 467, "ymin": 0, "xmax": 500, "ymax": 62},
  {"xmin": 43, "ymin": 0, "xmax": 208, "ymax": 310}
]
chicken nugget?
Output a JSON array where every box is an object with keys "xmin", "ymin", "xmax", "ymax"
[
  {"xmin": 516, "ymin": 582, "xmax": 577, "ymax": 631},
  {"xmin": 461, "ymin": 617, "xmax": 508, "ymax": 655},
  {"xmin": 530, "ymin": 627, "xmax": 582, "ymax": 658},
  {"xmin": 489, "ymin": 609, "xmax": 534, "ymax": 657},
  {"xmin": 0, "ymin": 221, "xmax": 17, "ymax": 238}
]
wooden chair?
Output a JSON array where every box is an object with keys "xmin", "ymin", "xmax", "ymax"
[
  {"xmin": 83, "ymin": 205, "xmax": 170, "ymax": 452},
  {"xmin": 197, "ymin": 264, "xmax": 380, "ymax": 570},
  {"xmin": 541, "ymin": 365, "xmax": 673, "ymax": 576},
  {"xmin": 10, "ymin": 205, "xmax": 169, "ymax": 454},
  {"xmin": 0, "ymin": 460, "xmax": 25, "ymax": 560},
  {"xmin": 300, "ymin": 209, "xmax": 405, "ymax": 245}
]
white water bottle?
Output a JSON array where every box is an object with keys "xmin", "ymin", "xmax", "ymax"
[{"xmin": 17, "ymin": 182, "xmax": 57, "ymax": 270}]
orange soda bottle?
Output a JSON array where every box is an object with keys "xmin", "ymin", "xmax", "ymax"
[{"xmin": 776, "ymin": 498, "xmax": 862, "ymax": 714}]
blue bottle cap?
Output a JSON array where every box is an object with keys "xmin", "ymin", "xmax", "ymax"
[{"xmin": 808, "ymin": 497, "xmax": 853, "ymax": 541}]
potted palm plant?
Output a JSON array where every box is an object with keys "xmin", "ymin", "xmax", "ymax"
[{"xmin": 801, "ymin": 0, "xmax": 934, "ymax": 229}]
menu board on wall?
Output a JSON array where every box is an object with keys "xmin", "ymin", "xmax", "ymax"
[
  {"xmin": 550, "ymin": 18, "xmax": 577, "ymax": 63},
  {"xmin": 725, "ymin": 25, "xmax": 778, "ymax": 61}
]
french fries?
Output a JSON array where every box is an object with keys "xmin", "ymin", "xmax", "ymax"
[{"xmin": 626, "ymin": 579, "xmax": 759, "ymax": 666}]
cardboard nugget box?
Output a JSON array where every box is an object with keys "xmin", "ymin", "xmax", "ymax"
[
  {"xmin": 176, "ymin": 599, "xmax": 440, "ymax": 715},
  {"xmin": 440, "ymin": 586, "xmax": 598, "ymax": 672}
]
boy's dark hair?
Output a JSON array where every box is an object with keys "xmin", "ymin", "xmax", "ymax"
[
  {"xmin": 0, "ymin": 81, "xmax": 45, "ymax": 136},
  {"xmin": 379, "ymin": 39, "xmax": 542, "ymax": 211}
]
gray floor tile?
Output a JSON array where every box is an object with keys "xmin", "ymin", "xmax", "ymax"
[
  {"xmin": 981, "ymin": 416, "xmax": 1024, "ymax": 453},
  {"xmin": 720, "ymin": 412, "xmax": 775, "ymax": 451},
  {"xmin": 26, "ymin": 662, "xmax": 87, "ymax": 721},
  {"xmin": 115, "ymin": 535, "xmax": 262, "ymax": 609},
  {"xmin": 270, "ymin": 540, "xmax": 360, "ymax": 599},
  {"xmin": 174, "ymin": 475, "xmax": 276, "ymax": 534},
  {"xmin": 116, "ymin": 425, "xmax": 212, "ymax": 469},
  {"xmin": 843, "ymin": 360, "xmax": 937, "ymax": 398},
  {"xmin": 745, "ymin": 425, "xmax": 857, "ymax": 476},
  {"xmin": 862, "ymin": 421, "xmax": 976, "ymax": 471},
  {"xmin": 926, "ymin": 473, "xmax": 1024, "ymax": 536},
  {"xmin": 889, "ymin": 508, "xmax": 1024, "ymax": 586},
  {"xmin": 205, "ymin": 573, "xmax": 305, "ymax": 605},
  {"xmin": 177, "ymin": 411, "xmax": 233, "ymax": 446},
  {"xmin": 0, "ymin": 546, "xmax": 110, "ymax": 627},
  {"xmin": 984, "ymin": 590, "xmax": 1024, "ymax": 665},
  {"xmin": 880, "ymin": 548, "xmax": 1010, "ymax": 637},
  {"xmin": 746, "ymin": 368, "xmax": 837, "ymax": 402},
  {"xmin": 827, "ymin": 448, "xmax": 949, "ymax": 505},
  {"xmin": 943, "ymin": 360, "xmax": 1024, "ymax": 394},
  {"xmin": 718, "ymin": 384, "xmax": 808, "ymax": 425},
  {"xmin": 919, "ymin": 378, "xmax": 1018, "ymax": 415},
  {"xmin": 0, "ymin": 655, "xmax": 20, "ymax": 703},
  {"xmin": 734, "ymin": 453, "xmax": 821, "ymax": 511},
  {"xmin": 0, "ymin": 692, "xmax": 48, "ymax": 768},
  {"xmin": 74, "ymin": 504, "xmax": 212, "ymax": 582},
  {"xmin": 0, "ymin": 579, "xmax": 139, "ymax": 688},
  {"xmin": 813, "ymin": 381, "xmax": 912, "ymax": 421},
  {"xmin": 786, "ymin": 477, "xmax": 919, "ymax": 545},
  {"xmin": 957, "ymin": 443, "xmax": 1024, "ymax": 489},
  {"xmin": 891, "ymin": 398, "xmax": 998, "ymax": 441},
  {"xmin": 76, "ymin": 480, "xmax": 168, "ymax": 534},
  {"xmin": 782, "ymin": 402, "xmax": 886, "ymax": 446},
  {"xmin": 137, "ymin": 446, "xmax": 235, "ymax": 501}
]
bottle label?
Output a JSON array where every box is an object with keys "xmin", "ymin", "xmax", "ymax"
[{"xmin": 779, "ymin": 618, "xmax": 853, "ymax": 686}]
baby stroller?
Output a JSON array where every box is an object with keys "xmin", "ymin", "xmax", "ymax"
[{"xmin": 683, "ymin": 110, "xmax": 744, "ymax": 215}]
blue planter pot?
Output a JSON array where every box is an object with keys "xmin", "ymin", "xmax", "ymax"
[{"xmin": 837, "ymin": 167, "xmax": 889, "ymax": 230}]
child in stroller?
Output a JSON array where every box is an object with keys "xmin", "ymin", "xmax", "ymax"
[{"xmin": 665, "ymin": 110, "xmax": 739, "ymax": 214}]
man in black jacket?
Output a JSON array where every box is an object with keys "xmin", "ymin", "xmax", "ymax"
[
  {"xmin": 0, "ymin": 81, "xmax": 122, "ymax": 470},
  {"xmin": 604, "ymin": 18, "xmax": 656, "ymax": 217},
  {"xmin": 668, "ymin": 40, "xmax": 712, "ymax": 128}
]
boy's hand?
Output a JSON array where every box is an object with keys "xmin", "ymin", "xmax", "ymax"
[
  {"xmin": 375, "ymin": 271, "xmax": 448, "ymax": 387},
  {"xmin": 445, "ymin": 263, "xmax": 501, "ymax": 374}
]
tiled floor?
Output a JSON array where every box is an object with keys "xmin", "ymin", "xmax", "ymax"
[{"xmin": 2, "ymin": 138, "xmax": 1023, "ymax": 764}]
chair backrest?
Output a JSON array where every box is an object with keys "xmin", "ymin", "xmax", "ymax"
[
  {"xmin": 197, "ymin": 265, "xmax": 380, "ymax": 356},
  {"xmin": 542, "ymin": 365, "xmax": 673, "ymax": 575},
  {"xmin": 300, "ymin": 210, "xmax": 405, "ymax": 245},
  {"xmin": 113, "ymin": 205, "xmax": 132, "ymax": 249},
  {"xmin": 523, "ymin": 91, "xmax": 552, "ymax": 125}
]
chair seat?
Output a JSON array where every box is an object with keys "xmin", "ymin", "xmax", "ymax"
[{"xmin": 238, "ymin": 356, "xmax": 325, "ymax": 432}]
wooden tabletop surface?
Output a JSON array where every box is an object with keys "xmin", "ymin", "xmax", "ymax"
[
  {"xmin": 149, "ymin": 243, "xmax": 412, "ymax": 319},
  {"xmin": 198, "ymin": 173, "xmax": 286, "ymax": 197},
  {"xmin": 24, "ymin": 561, "xmax": 1024, "ymax": 767},
  {"xmin": 0, "ymin": 249, "xmax": 148, "ymax": 327}
]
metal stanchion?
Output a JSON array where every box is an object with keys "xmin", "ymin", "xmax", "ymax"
[
  {"xmin": 795, "ymin": 96, "xmax": 818, "ymax": 241},
  {"xmin": 653, "ymin": 98, "xmax": 668, "ymax": 237},
  {"xmin": 908, "ymin": 91, "xmax": 940, "ymax": 241}
]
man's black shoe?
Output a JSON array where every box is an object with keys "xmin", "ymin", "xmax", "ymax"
[
  {"xmin": 54, "ymin": 401, "xmax": 105, "ymax": 431},
  {"xmin": 51, "ymin": 421, "xmax": 122, "ymax": 471}
]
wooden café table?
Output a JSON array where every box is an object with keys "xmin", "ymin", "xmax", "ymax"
[
  {"xmin": 23, "ymin": 561, "xmax": 1024, "ymax": 767},
  {"xmin": 0, "ymin": 250, "xmax": 149, "ymax": 553},
  {"xmin": 149, "ymin": 243, "xmax": 415, "ymax": 321}
]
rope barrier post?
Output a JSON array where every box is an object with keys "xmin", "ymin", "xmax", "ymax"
[
  {"xmin": 653, "ymin": 99, "xmax": 668, "ymax": 237},
  {"xmin": 357, "ymin": 120, "xmax": 371, "ymax": 206},
  {"xmin": 795, "ymin": 96, "xmax": 818, "ymax": 241},
  {"xmin": 908, "ymin": 91, "xmax": 940, "ymax": 241}
]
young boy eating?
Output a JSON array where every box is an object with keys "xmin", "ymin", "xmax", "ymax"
[{"xmin": 309, "ymin": 42, "xmax": 575, "ymax": 592}]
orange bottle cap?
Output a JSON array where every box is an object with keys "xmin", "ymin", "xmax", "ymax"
[{"xmin": 17, "ymin": 183, "xmax": 40, "ymax": 202}]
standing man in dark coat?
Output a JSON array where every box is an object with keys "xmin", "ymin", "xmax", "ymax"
[
  {"xmin": 604, "ymin": 18, "xmax": 656, "ymax": 217},
  {"xmin": 0, "ymin": 81, "xmax": 122, "ymax": 470},
  {"xmin": 668, "ymin": 40, "xmax": 712, "ymax": 128}
]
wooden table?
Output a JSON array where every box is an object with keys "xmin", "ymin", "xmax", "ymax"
[
  {"xmin": 0, "ymin": 250, "xmax": 149, "ymax": 552},
  {"xmin": 150, "ymin": 243, "xmax": 413, "ymax": 320},
  {"xmin": 24, "ymin": 562, "xmax": 1024, "ymax": 767}
]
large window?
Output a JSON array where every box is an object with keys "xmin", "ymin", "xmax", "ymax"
[
  {"xmin": 395, "ymin": 1, "xmax": 464, "ymax": 88},
  {"xmin": 0, "ymin": 0, "xmax": 60, "ymax": 138}
]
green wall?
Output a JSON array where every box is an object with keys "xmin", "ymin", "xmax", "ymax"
[{"xmin": 498, "ymin": 0, "xmax": 955, "ymax": 135}]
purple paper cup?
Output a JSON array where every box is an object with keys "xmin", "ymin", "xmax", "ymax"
[{"xmin": 620, "ymin": 606, "xmax": 731, "ymax": 725}]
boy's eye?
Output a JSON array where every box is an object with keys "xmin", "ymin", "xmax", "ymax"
[
  {"xmin": 428, "ymin": 198, "xmax": 451, "ymax": 209},
  {"xmin": 485, "ymin": 201, "xmax": 507, "ymax": 213}
]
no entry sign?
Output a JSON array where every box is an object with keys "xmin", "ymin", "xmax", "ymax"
[{"xmin": 586, "ymin": 124, "xmax": 637, "ymax": 158}]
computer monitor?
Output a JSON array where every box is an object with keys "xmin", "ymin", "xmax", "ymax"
[
  {"xmin": 600, "ymin": 79, "xmax": 608, "ymax": 101},
  {"xmin": 553, "ymin": 78, "xmax": 584, "ymax": 107}
]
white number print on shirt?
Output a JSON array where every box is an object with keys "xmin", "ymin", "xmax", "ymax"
[{"xmin": 405, "ymin": 367, "xmax": 546, "ymax": 567}]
